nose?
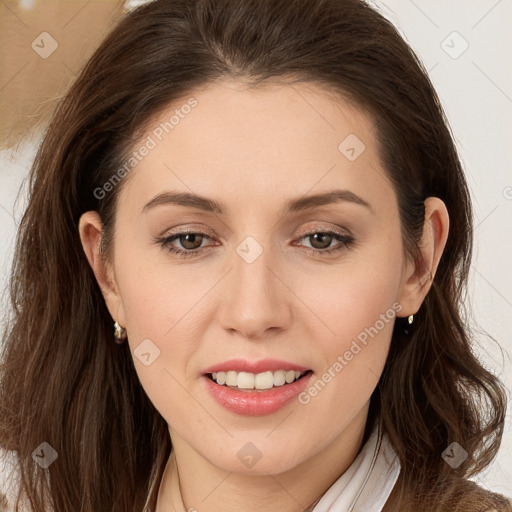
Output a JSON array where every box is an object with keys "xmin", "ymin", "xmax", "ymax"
[{"xmin": 217, "ymin": 237, "xmax": 293, "ymax": 340}]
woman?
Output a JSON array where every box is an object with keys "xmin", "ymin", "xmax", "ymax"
[{"xmin": 0, "ymin": 0, "xmax": 510, "ymax": 511}]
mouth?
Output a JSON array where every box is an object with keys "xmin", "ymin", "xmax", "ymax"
[
  {"xmin": 205, "ymin": 369, "xmax": 314, "ymax": 392},
  {"xmin": 202, "ymin": 367, "xmax": 315, "ymax": 416}
]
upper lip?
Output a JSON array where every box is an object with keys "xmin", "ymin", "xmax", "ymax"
[{"xmin": 202, "ymin": 358, "xmax": 311, "ymax": 375}]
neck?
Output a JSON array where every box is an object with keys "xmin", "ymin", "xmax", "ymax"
[{"xmin": 156, "ymin": 408, "xmax": 369, "ymax": 512}]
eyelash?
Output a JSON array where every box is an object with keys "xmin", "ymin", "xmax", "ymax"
[{"xmin": 156, "ymin": 228, "xmax": 354, "ymax": 259}]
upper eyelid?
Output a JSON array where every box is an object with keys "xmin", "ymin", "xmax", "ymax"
[{"xmin": 295, "ymin": 223, "xmax": 352, "ymax": 237}]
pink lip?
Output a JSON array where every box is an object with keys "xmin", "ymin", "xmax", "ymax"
[
  {"xmin": 202, "ymin": 358, "xmax": 310, "ymax": 375},
  {"xmin": 203, "ymin": 371, "xmax": 313, "ymax": 416}
]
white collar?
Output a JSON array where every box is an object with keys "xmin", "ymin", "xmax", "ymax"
[{"xmin": 311, "ymin": 422, "xmax": 400, "ymax": 512}]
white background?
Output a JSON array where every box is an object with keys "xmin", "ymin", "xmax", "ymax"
[{"xmin": 1, "ymin": 0, "xmax": 511, "ymax": 500}]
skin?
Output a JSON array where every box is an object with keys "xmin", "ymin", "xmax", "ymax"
[{"xmin": 79, "ymin": 79, "xmax": 449, "ymax": 512}]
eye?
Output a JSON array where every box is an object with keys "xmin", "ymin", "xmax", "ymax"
[
  {"xmin": 294, "ymin": 230, "xmax": 354, "ymax": 256},
  {"xmin": 157, "ymin": 229, "xmax": 216, "ymax": 259}
]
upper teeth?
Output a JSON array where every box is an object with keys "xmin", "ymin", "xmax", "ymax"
[{"xmin": 211, "ymin": 370, "xmax": 305, "ymax": 390}]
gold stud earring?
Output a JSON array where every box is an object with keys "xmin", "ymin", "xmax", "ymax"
[
  {"xmin": 402, "ymin": 314, "xmax": 415, "ymax": 336},
  {"xmin": 113, "ymin": 321, "xmax": 127, "ymax": 343}
]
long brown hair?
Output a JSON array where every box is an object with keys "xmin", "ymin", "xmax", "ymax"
[{"xmin": 1, "ymin": 0, "xmax": 509, "ymax": 510}]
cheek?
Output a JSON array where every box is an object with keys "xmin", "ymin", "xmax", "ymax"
[
  {"xmin": 294, "ymin": 242, "xmax": 403, "ymax": 401},
  {"xmin": 112, "ymin": 246, "xmax": 208, "ymax": 408},
  {"xmin": 302, "ymin": 241, "xmax": 402, "ymax": 341},
  {"xmin": 322, "ymin": 264, "xmax": 401, "ymax": 344},
  {"xmin": 114, "ymin": 237, "xmax": 208, "ymax": 342}
]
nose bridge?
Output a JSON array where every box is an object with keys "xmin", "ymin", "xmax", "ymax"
[{"xmin": 218, "ymin": 234, "xmax": 291, "ymax": 338}]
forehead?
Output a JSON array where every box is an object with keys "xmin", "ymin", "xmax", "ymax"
[
  {"xmin": 117, "ymin": 79, "xmax": 395, "ymax": 218},
  {"xmin": 164, "ymin": 78, "xmax": 373, "ymax": 154}
]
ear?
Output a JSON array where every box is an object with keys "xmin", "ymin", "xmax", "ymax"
[
  {"xmin": 78, "ymin": 211, "xmax": 126, "ymax": 326},
  {"xmin": 397, "ymin": 197, "xmax": 450, "ymax": 316}
]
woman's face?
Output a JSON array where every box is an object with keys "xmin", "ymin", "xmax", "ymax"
[{"xmin": 85, "ymin": 79, "xmax": 425, "ymax": 475}]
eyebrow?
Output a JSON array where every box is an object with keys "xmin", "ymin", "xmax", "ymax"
[{"xmin": 141, "ymin": 189, "xmax": 373, "ymax": 216}]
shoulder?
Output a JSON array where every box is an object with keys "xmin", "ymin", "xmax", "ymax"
[
  {"xmin": 382, "ymin": 476, "xmax": 512, "ymax": 512},
  {"xmin": 449, "ymin": 478, "xmax": 512, "ymax": 512}
]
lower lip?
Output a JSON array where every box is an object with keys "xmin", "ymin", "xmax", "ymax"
[{"xmin": 202, "ymin": 372, "xmax": 314, "ymax": 416}]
